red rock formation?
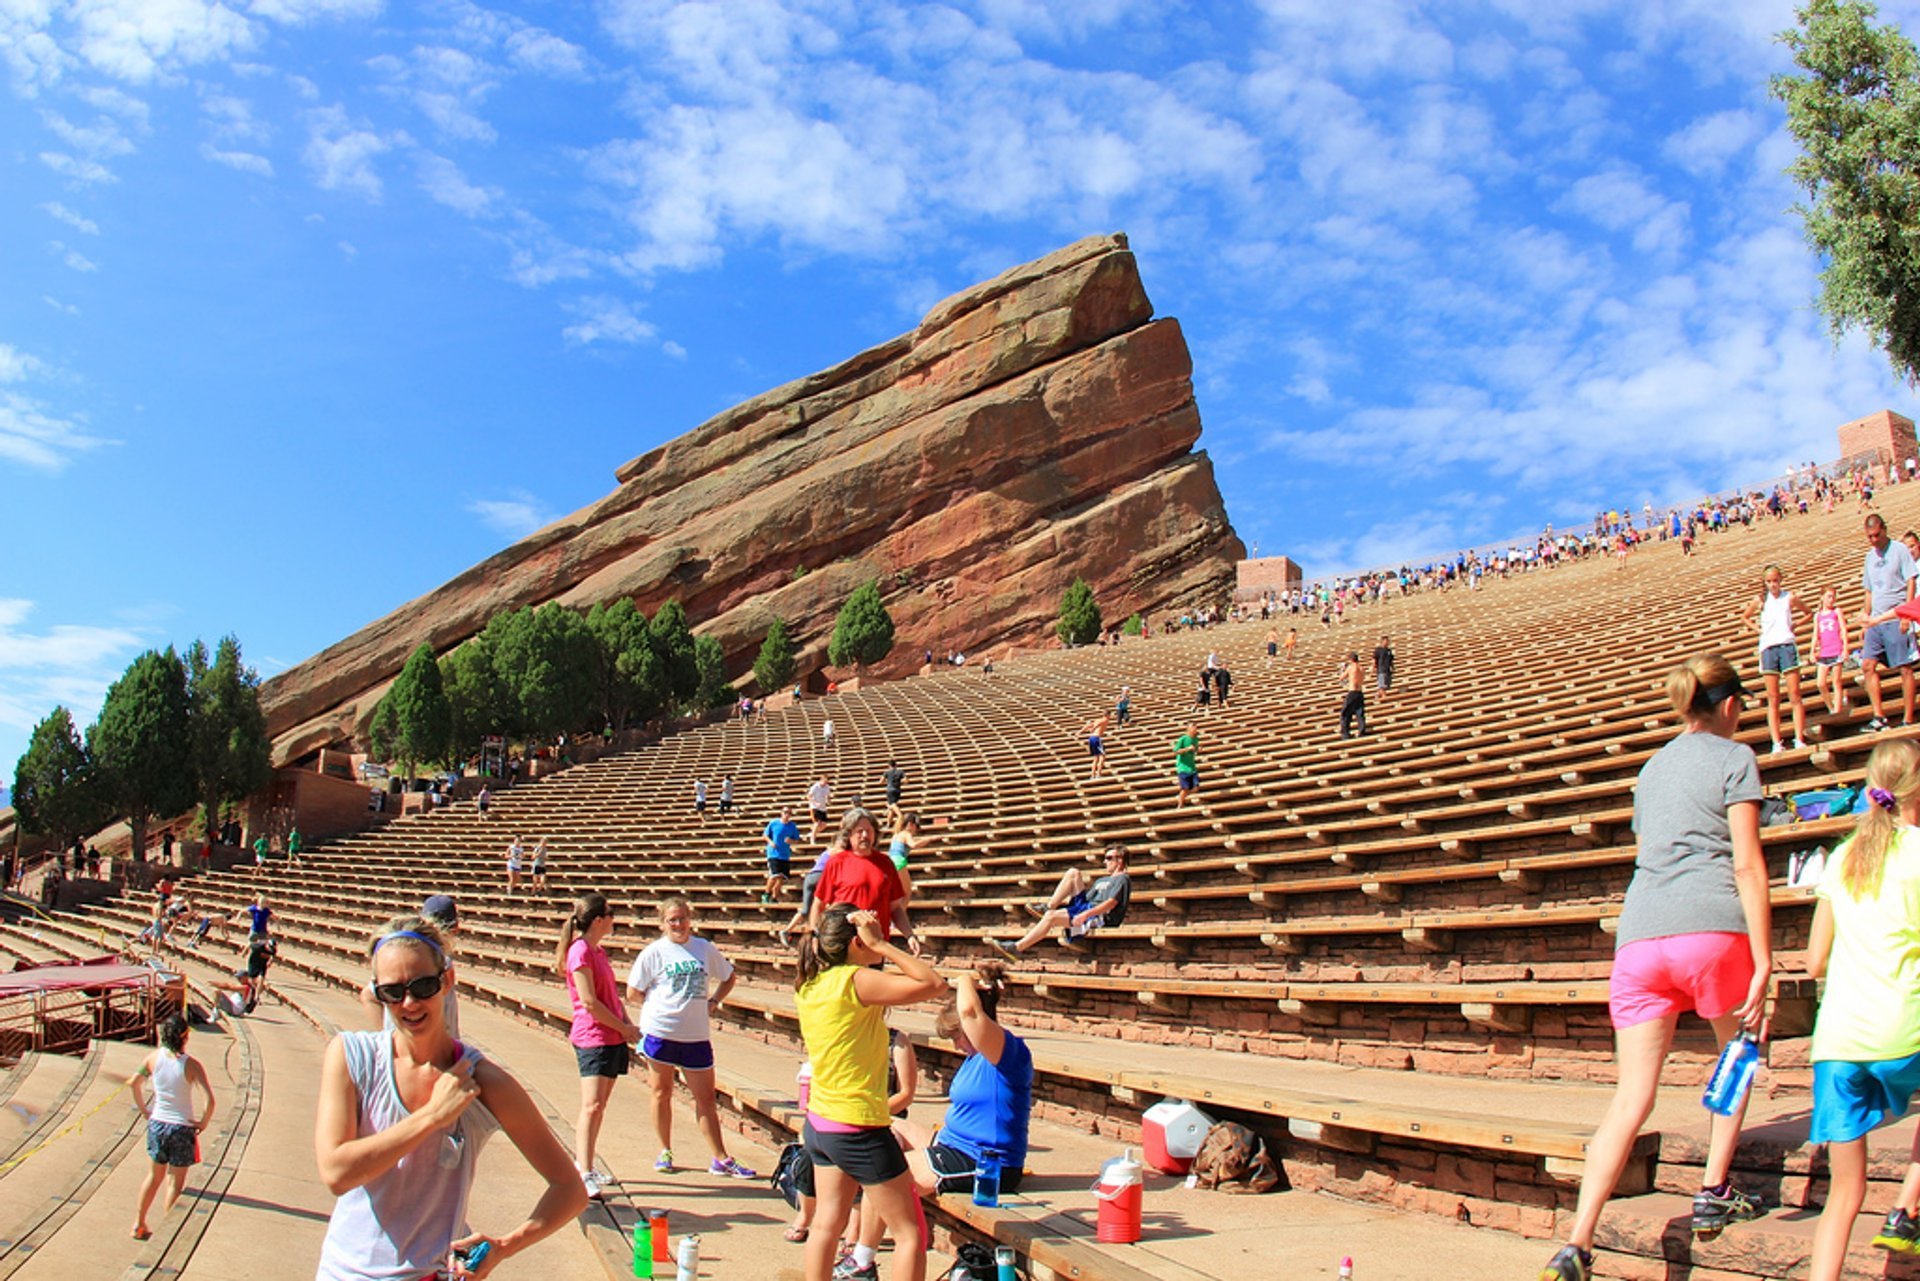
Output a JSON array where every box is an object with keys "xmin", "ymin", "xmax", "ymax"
[{"xmin": 260, "ymin": 233, "xmax": 1243, "ymax": 763}]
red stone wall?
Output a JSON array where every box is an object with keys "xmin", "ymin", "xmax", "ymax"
[
  {"xmin": 1236, "ymin": 555, "xmax": 1304, "ymax": 599},
  {"xmin": 1837, "ymin": 409, "xmax": 1918, "ymax": 468}
]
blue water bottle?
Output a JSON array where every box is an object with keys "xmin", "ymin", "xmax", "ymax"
[
  {"xmin": 996, "ymin": 1244, "xmax": 1018, "ymax": 1280},
  {"xmin": 1702, "ymin": 1031, "xmax": 1761, "ymax": 1117},
  {"xmin": 973, "ymin": 1147, "xmax": 1002, "ymax": 1207}
]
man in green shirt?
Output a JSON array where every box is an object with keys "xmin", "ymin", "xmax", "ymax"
[
  {"xmin": 286, "ymin": 828, "xmax": 302, "ymax": 866},
  {"xmin": 1173, "ymin": 726, "xmax": 1200, "ymax": 807},
  {"xmin": 252, "ymin": 835, "xmax": 269, "ymax": 872}
]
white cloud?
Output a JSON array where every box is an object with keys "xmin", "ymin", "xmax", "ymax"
[
  {"xmin": 65, "ymin": 0, "xmax": 260, "ymax": 83},
  {"xmin": 506, "ymin": 27, "xmax": 586, "ymax": 77},
  {"xmin": 467, "ymin": 491, "xmax": 554, "ymax": 538},
  {"xmin": 39, "ymin": 201, "xmax": 98, "ymax": 234},
  {"xmin": 201, "ymin": 143, "xmax": 274, "ymax": 174},
  {"xmin": 0, "ymin": 599, "xmax": 145, "ymax": 749},
  {"xmin": 561, "ymin": 296, "xmax": 658, "ymax": 346},
  {"xmin": 662, "ymin": 339, "xmax": 687, "ymax": 360},
  {"xmin": 417, "ymin": 153, "xmax": 495, "ymax": 215},
  {"xmin": 41, "ymin": 296, "xmax": 80, "ymax": 316},
  {"xmin": 303, "ymin": 105, "xmax": 390, "ymax": 199},
  {"xmin": 201, "ymin": 90, "xmax": 270, "ymax": 144},
  {"xmin": 39, "ymin": 108, "xmax": 135, "ymax": 157},
  {"xmin": 39, "ymin": 151, "xmax": 117, "ymax": 184},
  {"xmin": 1557, "ymin": 164, "xmax": 1691, "ymax": 254},
  {"xmin": 1664, "ymin": 108, "xmax": 1765, "ymax": 175},
  {"xmin": 59, "ymin": 245, "xmax": 98, "ymax": 272},
  {"xmin": 247, "ymin": 0, "xmax": 382, "ymax": 21}
]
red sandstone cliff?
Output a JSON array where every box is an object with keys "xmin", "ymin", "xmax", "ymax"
[{"xmin": 259, "ymin": 233, "xmax": 1243, "ymax": 763}]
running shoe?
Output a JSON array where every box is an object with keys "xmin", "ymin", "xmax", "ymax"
[
  {"xmin": 776, "ymin": 928, "xmax": 791, "ymax": 949},
  {"xmin": 984, "ymin": 936, "xmax": 1019, "ymax": 960},
  {"xmin": 831, "ymin": 1257, "xmax": 878, "ymax": 1281},
  {"xmin": 1769, "ymin": 739, "xmax": 1783, "ymax": 755},
  {"xmin": 1537, "ymin": 1244, "xmax": 1592, "ymax": 1281},
  {"xmin": 581, "ymin": 1170, "xmax": 604, "ymax": 1199},
  {"xmin": 655, "ymin": 1148, "xmax": 675, "ymax": 1173},
  {"xmin": 710, "ymin": 1156, "xmax": 758, "ymax": 1179},
  {"xmin": 1873, "ymin": 1207, "xmax": 1920, "ymax": 1254},
  {"xmin": 1794, "ymin": 737, "xmax": 1808, "ymax": 750},
  {"xmin": 1870, "ymin": 716, "xmax": 1892, "ymax": 732},
  {"xmin": 1691, "ymin": 1182, "xmax": 1765, "ymax": 1233},
  {"xmin": 1024, "ymin": 902, "xmax": 1045, "ymax": 920}
]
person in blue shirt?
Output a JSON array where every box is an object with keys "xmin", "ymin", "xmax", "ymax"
[
  {"xmin": 895, "ymin": 964, "xmax": 1031, "ymax": 1197},
  {"xmin": 762, "ymin": 807, "xmax": 801, "ymax": 903}
]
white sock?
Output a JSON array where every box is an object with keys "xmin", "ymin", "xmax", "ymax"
[{"xmin": 852, "ymin": 1245, "xmax": 877, "ymax": 1268}]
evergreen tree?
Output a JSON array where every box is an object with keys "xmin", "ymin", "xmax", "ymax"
[
  {"xmin": 12, "ymin": 706, "xmax": 108, "ymax": 848},
  {"xmin": 89, "ymin": 647, "xmax": 194, "ymax": 863},
  {"xmin": 440, "ymin": 631, "xmax": 508, "ymax": 755},
  {"xmin": 380, "ymin": 643, "xmax": 453, "ymax": 780},
  {"xmin": 1056, "ymin": 577, "xmax": 1104, "ymax": 647},
  {"xmin": 649, "ymin": 600, "xmax": 700, "ymax": 706},
  {"xmin": 753, "ymin": 618, "xmax": 798, "ymax": 694},
  {"xmin": 1775, "ymin": 0, "xmax": 1920, "ymax": 382},
  {"xmin": 828, "ymin": 581, "xmax": 895, "ymax": 669},
  {"xmin": 693, "ymin": 634, "xmax": 732, "ymax": 711},
  {"xmin": 586, "ymin": 598, "xmax": 662, "ymax": 731},
  {"xmin": 186, "ymin": 635, "xmax": 271, "ymax": 842},
  {"xmin": 492, "ymin": 603, "xmax": 596, "ymax": 738}
]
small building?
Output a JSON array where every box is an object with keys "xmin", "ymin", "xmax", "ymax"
[
  {"xmin": 1837, "ymin": 409, "xmax": 1917, "ymax": 471},
  {"xmin": 1236, "ymin": 555, "xmax": 1305, "ymax": 601}
]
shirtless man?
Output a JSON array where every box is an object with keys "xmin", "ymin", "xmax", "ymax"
[{"xmin": 1339, "ymin": 652, "xmax": 1368, "ymax": 739}]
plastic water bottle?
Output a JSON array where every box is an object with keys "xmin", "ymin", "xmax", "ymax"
[
  {"xmin": 1702, "ymin": 1031, "xmax": 1761, "ymax": 1117},
  {"xmin": 675, "ymin": 1234, "xmax": 699, "ymax": 1280},
  {"xmin": 973, "ymin": 1148, "xmax": 1002, "ymax": 1207},
  {"xmin": 1337, "ymin": 1258, "xmax": 1354, "ymax": 1280},
  {"xmin": 996, "ymin": 1245, "xmax": 1018, "ymax": 1280},
  {"xmin": 631, "ymin": 1217, "xmax": 653, "ymax": 1279}
]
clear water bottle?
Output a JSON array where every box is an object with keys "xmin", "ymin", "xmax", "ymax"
[
  {"xmin": 675, "ymin": 1233, "xmax": 699, "ymax": 1280},
  {"xmin": 973, "ymin": 1148, "xmax": 1002, "ymax": 1207},
  {"xmin": 1702, "ymin": 1031, "xmax": 1761, "ymax": 1117}
]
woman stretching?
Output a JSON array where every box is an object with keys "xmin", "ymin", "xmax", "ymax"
[
  {"xmin": 558, "ymin": 893, "xmax": 638, "ymax": 1199},
  {"xmin": 896, "ymin": 964, "xmax": 1031, "ymax": 1197},
  {"xmin": 315, "ymin": 915, "xmax": 583, "ymax": 1278},
  {"xmin": 1805, "ymin": 740, "xmax": 1920, "ymax": 1275},
  {"xmin": 625, "ymin": 895, "xmax": 756, "ymax": 1179},
  {"xmin": 794, "ymin": 905, "xmax": 946, "ymax": 1281},
  {"xmin": 1540, "ymin": 653, "xmax": 1772, "ymax": 1281},
  {"xmin": 130, "ymin": 1014, "xmax": 216, "ymax": 1240}
]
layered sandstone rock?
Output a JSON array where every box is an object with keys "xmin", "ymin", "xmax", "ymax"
[{"xmin": 260, "ymin": 233, "xmax": 1243, "ymax": 763}]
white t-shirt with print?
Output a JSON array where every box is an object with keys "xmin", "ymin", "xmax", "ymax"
[{"xmin": 627, "ymin": 936, "xmax": 733, "ymax": 1043}]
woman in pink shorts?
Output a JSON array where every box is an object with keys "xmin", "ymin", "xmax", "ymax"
[{"xmin": 1540, "ymin": 653, "xmax": 1773, "ymax": 1281}]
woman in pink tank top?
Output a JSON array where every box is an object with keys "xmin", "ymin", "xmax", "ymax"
[{"xmin": 1814, "ymin": 585, "xmax": 1851, "ymax": 718}]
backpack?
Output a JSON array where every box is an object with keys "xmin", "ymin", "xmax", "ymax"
[
  {"xmin": 770, "ymin": 1141, "xmax": 814, "ymax": 1209},
  {"xmin": 1190, "ymin": 1121, "xmax": 1281, "ymax": 1194},
  {"xmin": 937, "ymin": 1243, "xmax": 1004, "ymax": 1281}
]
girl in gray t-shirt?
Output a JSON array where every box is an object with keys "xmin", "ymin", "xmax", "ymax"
[{"xmin": 1540, "ymin": 653, "xmax": 1773, "ymax": 1281}]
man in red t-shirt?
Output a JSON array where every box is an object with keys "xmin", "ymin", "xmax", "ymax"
[{"xmin": 808, "ymin": 808, "xmax": 919, "ymax": 954}]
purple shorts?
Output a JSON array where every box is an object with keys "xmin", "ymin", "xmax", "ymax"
[{"xmin": 642, "ymin": 1035, "xmax": 716, "ymax": 1071}]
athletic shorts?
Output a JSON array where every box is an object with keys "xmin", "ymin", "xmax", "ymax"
[
  {"xmin": 1864, "ymin": 620, "xmax": 1916, "ymax": 668},
  {"xmin": 799, "ymin": 870, "xmax": 825, "ymax": 916},
  {"xmin": 1176, "ymin": 770, "xmax": 1199, "ymax": 791},
  {"xmin": 695, "ymin": 800, "xmax": 707, "ymax": 813},
  {"xmin": 1608, "ymin": 932, "xmax": 1753, "ymax": 1029},
  {"xmin": 1087, "ymin": 738, "xmax": 1103, "ymax": 757},
  {"xmin": 642, "ymin": 1035, "xmax": 715, "ymax": 1071},
  {"xmin": 803, "ymin": 1119, "xmax": 908, "ymax": 1185},
  {"xmin": 147, "ymin": 1120, "xmax": 198, "ymax": 1167},
  {"xmin": 1810, "ymin": 1052, "xmax": 1920, "ymax": 1144},
  {"xmin": 574, "ymin": 1043, "xmax": 631, "ymax": 1079},
  {"xmin": 767, "ymin": 857, "xmax": 792, "ymax": 878},
  {"xmin": 1759, "ymin": 642, "xmax": 1800, "ymax": 674},
  {"xmin": 811, "ymin": 808, "xmax": 829, "ymax": 826},
  {"xmin": 926, "ymin": 1140, "xmax": 1027, "ymax": 1195},
  {"xmin": 1267, "ymin": 643, "xmax": 1277, "ymax": 656},
  {"xmin": 1816, "ymin": 653, "xmax": 1843, "ymax": 668}
]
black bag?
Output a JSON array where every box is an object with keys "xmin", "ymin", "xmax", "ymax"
[
  {"xmin": 770, "ymin": 1141, "xmax": 814, "ymax": 1209},
  {"xmin": 938, "ymin": 1242, "xmax": 1002, "ymax": 1281}
]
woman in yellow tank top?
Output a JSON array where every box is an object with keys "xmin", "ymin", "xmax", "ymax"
[{"xmin": 794, "ymin": 904, "xmax": 945, "ymax": 1281}]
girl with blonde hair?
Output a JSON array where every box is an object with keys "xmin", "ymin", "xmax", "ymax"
[
  {"xmin": 1806, "ymin": 739, "xmax": 1920, "ymax": 1273},
  {"xmin": 1541, "ymin": 654, "xmax": 1772, "ymax": 1281}
]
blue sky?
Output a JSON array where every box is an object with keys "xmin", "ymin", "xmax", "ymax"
[{"xmin": 3, "ymin": 0, "xmax": 1917, "ymax": 786}]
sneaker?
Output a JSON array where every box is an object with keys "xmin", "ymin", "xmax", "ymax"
[
  {"xmin": 710, "ymin": 1156, "xmax": 758, "ymax": 1179},
  {"xmin": 1023, "ymin": 902, "xmax": 1045, "ymax": 920},
  {"xmin": 1691, "ymin": 1182, "xmax": 1765, "ymax": 1233},
  {"xmin": 1874, "ymin": 1207, "xmax": 1920, "ymax": 1254},
  {"xmin": 1870, "ymin": 716, "xmax": 1892, "ymax": 732},
  {"xmin": 1794, "ymin": 737, "xmax": 1808, "ymax": 750},
  {"xmin": 1769, "ymin": 739, "xmax": 1784, "ymax": 755},
  {"xmin": 655, "ymin": 1149, "xmax": 675, "ymax": 1173},
  {"xmin": 1537, "ymin": 1245, "xmax": 1592, "ymax": 1281},
  {"xmin": 984, "ymin": 936, "xmax": 1019, "ymax": 960},
  {"xmin": 581, "ymin": 1170, "xmax": 604, "ymax": 1199},
  {"xmin": 832, "ymin": 1258, "xmax": 878, "ymax": 1281},
  {"xmin": 776, "ymin": 928, "xmax": 791, "ymax": 949}
]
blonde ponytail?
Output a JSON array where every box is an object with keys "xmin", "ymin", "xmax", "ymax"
[{"xmin": 1841, "ymin": 740, "xmax": 1920, "ymax": 899}]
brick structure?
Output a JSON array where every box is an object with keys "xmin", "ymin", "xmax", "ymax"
[
  {"xmin": 1837, "ymin": 408, "xmax": 1917, "ymax": 469},
  {"xmin": 1236, "ymin": 554, "xmax": 1304, "ymax": 600}
]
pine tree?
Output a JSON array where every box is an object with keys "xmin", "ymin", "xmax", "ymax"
[
  {"xmin": 828, "ymin": 581, "xmax": 895, "ymax": 669},
  {"xmin": 187, "ymin": 636, "xmax": 271, "ymax": 842},
  {"xmin": 12, "ymin": 706, "xmax": 108, "ymax": 848},
  {"xmin": 1056, "ymin": 578, "xmax": 1103, "ymax": 647},
  {"xmin": 753, "ymin": 618, "xmax": 798, "ymax": 694},
  {"xmin": 89, "ymin": 648, "xmax": 194, "ymax": 863}
]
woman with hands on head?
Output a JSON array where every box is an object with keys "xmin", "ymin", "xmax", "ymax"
[
  {"xmin": 314, "ymin": 915, "xmax": 584, "ymax": 1280},
  {"xmin": 794, "ymin": 904, "xmax": 947, "ymax": 1281}
]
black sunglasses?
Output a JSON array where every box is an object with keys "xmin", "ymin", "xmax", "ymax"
[{"xmin": 372, "ymin": 972, "xmax": 446, "ymax": 1005}]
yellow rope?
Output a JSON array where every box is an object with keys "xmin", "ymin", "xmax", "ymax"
[{"xmin": 0, "ymin": 1075, "xmax": 135, "ymax": 1174}]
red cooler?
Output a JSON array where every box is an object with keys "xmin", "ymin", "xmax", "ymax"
[{"xmin": 1141, "ymin": 1098, "xmax": 1215, "ymax": 1175}]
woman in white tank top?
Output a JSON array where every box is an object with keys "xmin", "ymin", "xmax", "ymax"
[
  {"xmin": 1741, "ymin": 563, "xmax": 1813, "ymax": 754},
  {"xmin": 131, "ymin": 1013, "xmax": 215, "ymax": 1239},
  {"xmin": 315, "ymin": 914, "xmax": 584, "ymax": 1280}
]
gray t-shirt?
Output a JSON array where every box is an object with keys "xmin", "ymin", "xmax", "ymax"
[
  {"xmin": 1864, "ymin": 540, "xmax": 1918, "ymax": 613},
  {"xmin": 1613, "ymin": 732, "xmax": 1763, "ymax": 948}
]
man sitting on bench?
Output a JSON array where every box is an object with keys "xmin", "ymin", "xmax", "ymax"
[{"xmin": 988, "ymin": 846, "xmax": 1131, "ymax": 955}]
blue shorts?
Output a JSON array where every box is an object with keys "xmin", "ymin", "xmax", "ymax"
[
  {"xmin": 147, "ymin": 1120, "xmax": 198, "ymax": 1166},
  {"xmin": 1810, "ymin": 1051, "xmax": 1920, "ymax": 1143},
  {"xmin": 1176, "ymin": 770, "xmax": 1199, "ymax": 791},
  {"xmin": 1863, "ymin": 620, "xmax": 1916, "ymax": 668},
  {"xmin": 642, "ymin": 1035, "xmax": 716, "ymax": 1071},
  {"xmin": 1087, "ymin": 737, "xmax": 1104, "ymax": 757},
  {"xmin": 1760, "ymin": 643, "xmax": 1800, "ymax": 673}
]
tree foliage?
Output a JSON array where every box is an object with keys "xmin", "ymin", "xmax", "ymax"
[
  {"xmin": 378, "ymin": 643, "xmax": 453, "ymax": 779},
  {"xmin": 90, "ymin": 647, "xmax": 194, "ymax": 860},
  {"xmin": 12, "ymin": 706, "xmax": 108, "ymax": 846},
  {"xmin": 828, "ymin": 581, "xmax": 895, "ymax": 669},
  {"xmin": 186, "ymin": 636, "xmax": 271, "ymax": 842},
  {"xmin": 649, "ymin": 601, "xmax": 700, "ymax": 707},
  {"xmin": 1056, "ymin": 577, "xmax": 1104, "ymax": 647},
  {"xmin": 492, "ymin": 604, "xmax": 596, "ymax": 737},
  {"xmin": 692, "ymin": 634, "xmax": 732, "ymax": 711},
  {"xmin": 1774, "ymin": 0, "xmax": 1920, "ymax": 382},
  {"xmin": 585, "ymin": 599, "xmax": 662, "ymax": 731},
  {"xmin": 1122, "ymin": 612, "xmax": 1144, "ymax": 636},
  {"xmin": 753, "ymin": 618, "xmax": 798, "ymax": 694},
  {"xmin": 440, "ymin": 633, "xmax": 506, "ymax": 754}
]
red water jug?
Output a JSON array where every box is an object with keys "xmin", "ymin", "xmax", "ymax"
[{"xmin": 1093, "ymin": 1148, "xmax": 1143, "ymax": 1244}]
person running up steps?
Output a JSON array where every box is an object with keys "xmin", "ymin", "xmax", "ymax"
[
  {"xmin": 1860, "ymin": 513, "xmax": 1919, "ymax": 732},
  {"xmin": 626, "ymin": 895, "xmax": 757, "ymax": 1180},
  {"xmin": 1741, "ymin": 564, "xmax": 1812, "ymax": 753},
  {"xmin": 1083, "ymin": 714, "xmax": 1110, "ymax": 779},
  {"xmin": 1173, "ymin": 726, "xmax": 1200, "ymax": 806},
  {"xmin": 1804, "ymin": 740, "xmax": 1920, "ymax": 1276},
  {"xmin": 1339, "ymin": 652, "xmax": 1368, "ymax": 739},
  {"xmin": 764, "ymin": 807, "xmax": 801, "ymax": 902},
  {"xmin": 987, "ymin": 846, "xmax": 1132, "ymax": 957},
  {"xmin": 1539, "ymin": 654, "xmax": 1772, "ymax": 1281},
  {"xmin": 1373, "ymin": 635, "xmax": 1395, "ymax": 698},
  {"xmin": 808, "ymin": 777, "xmax": 833, "ymax": 842},
  {"xmin": 130, "ymin": 1014, "xmax": 216, "ymax": 1240}
]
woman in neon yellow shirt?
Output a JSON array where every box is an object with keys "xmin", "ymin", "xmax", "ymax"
[{"xmin": 794, "ymin": 905, "xmax": 945, "ymax": 1281}]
